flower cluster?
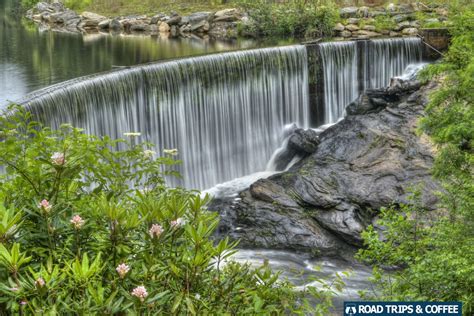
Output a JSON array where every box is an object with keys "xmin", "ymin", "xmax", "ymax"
[
  {"xmin": 70, "ymin": 215, "xmax": 85, "ymax": 229},
  {"xmin": 38, "ymin": 199, "xmax": 52, "ymax": 214},
  {"xmin": 143, "ymin": 150, "xmax": 155, "ymax": 159},
  {"xmin": 35, "ymin": 277, "xmax": 45, "ymax": 288},
  {"xmin": 131, "ymin": 286, "xmax": 148, "ymax": 302},
  {"xmin": 51, "ymin": 152, "xmax": 65, "ymax": 165},
  {"xmin": 163, "ymin": 148, "xmax": 178, "ymax": 156},
  {"xmin": 149, "ymin": 224, "xmax": 163, "ymax": 238},
  {"xmin": 170, "ymin": 218, "xmax": 185, "ymax": 228},
  {"xmin": 116, "ymin": 263, "xmax": 130, "ymax": 279}
]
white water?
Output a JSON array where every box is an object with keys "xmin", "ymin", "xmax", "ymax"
[
  {"xmin": 319, "ymin": 41, "xmax": 359, "ymax": 124},
  {"xmin": 229, "ymin": 249, "xmax": 373, "ymax": 313},
  {"xmin": 318, "ymin": 38, "xmax": 423, "ymax": 123},
  {"xmin": 21, "ymin": 46, "xmax": 310, "ymax": 190},
  {"xmin": 368, "ymin": 38, "xmax": 423, "ymax": 88}
]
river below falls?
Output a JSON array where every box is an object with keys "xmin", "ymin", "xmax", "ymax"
[{"xmin": 230, "ymin": 249, "xmax": 373, "ymax": 313}]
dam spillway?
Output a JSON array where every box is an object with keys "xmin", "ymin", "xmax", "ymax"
[
  {"xmin": 20, "ymin": 46, "xmax": 310, "ymax": 190},
  {"xmin": 316, "ymin": 37, "xmax": 423, "ymax": 123},
  {"xmin": 18, "ymin": 38, "xmax": 424, "ymax": 190}
]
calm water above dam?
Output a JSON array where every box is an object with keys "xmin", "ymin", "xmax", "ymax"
[{"xmin": 0, "ymin": 0, "xmax": 292, "ymax": 106}]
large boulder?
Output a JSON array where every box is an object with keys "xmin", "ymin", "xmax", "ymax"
[
  {"xmin": 288, "ymin": 129, "xmax": 320, "ymax": 154},
  {"xmin": 210, "ymin": 79, "xmax": 440, "ymax": 258},
  {"xmin": 340, "ymin": 7, "xmax": 358, "ymax": 18},
  {"xmin": 79, "ymin": 11, "xmax": 107, "ymax": 28},
  {"xmin": 402, "ymin": 27, "xmax": 418, "ymax": 35},
  {"xmin": 165, "ymin": 14, "xmax": 182, "ymax": 26},
  {"xmin": 214, "ymin": 8, "xmax": 240, "ymax": 22}
]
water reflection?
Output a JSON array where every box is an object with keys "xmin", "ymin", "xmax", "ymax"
[{"xmin": 0, "ymin": 0, "xmax": 293, "ymax": 106}]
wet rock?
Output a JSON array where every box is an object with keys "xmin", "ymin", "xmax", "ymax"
[
  {"xmin": 340, "ymin": 7, "xmax": 358, "ymax": 18},
  {"xmin": 210, "ymin": 79, "xmax": 439, "ymax": 257},
  {"xmin": 250, "ymin": 179, "xmax": 300, "ymax": 208},
  {"xmin": 288, "ymin": 129, "xmax": 320, "ymax": 154}
]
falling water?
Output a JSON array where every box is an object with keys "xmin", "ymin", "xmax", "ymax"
[
  {"xmin": 319, "ymin": 41, "xmax": 359, "ymax": 124},
  {"xmin": 368, "ymin": 37, "xmax": 423, "ymax": 88},
  {"xmin": 318, "ymin": 37, "xmax": 423, "ymax": 123},
  {"xmin": 20, "ymin": 46, "xmax": 309, "ymax": 190}
]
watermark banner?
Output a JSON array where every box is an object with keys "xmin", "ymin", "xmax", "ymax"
[{"xmin": 343, "ymin": 302, "xmax": 462, "ymax": 316}]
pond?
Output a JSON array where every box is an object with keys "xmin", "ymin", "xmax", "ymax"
[{"xmin": 0, "ymin": 0, "xmax": 293, "ymax": 107}]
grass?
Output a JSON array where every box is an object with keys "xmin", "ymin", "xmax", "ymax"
[{"xmin": 80, "ymin": 0, "xmax": 231, "ymax": 16}]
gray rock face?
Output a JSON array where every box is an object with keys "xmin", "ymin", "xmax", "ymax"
[
  {"xmin": 210, "ymin": 80, "xmax": 440, "ymax": 258},
  {"xmin": 288, "ymin": 128, "xmax": 320, "ymax": 154},
  {"xmin": 340, "ymin": 7, "xmax": 359, "ymax": 18},
  {"xmin": 79, "ymin": 11, "xmax": 107, "ymax": 28}
]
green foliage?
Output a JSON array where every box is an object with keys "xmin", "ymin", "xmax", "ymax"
[
  {"xmin": 358, "ymin": 4, "xmax": 474, "ymax": 315},
  {"xmin": 0, "ymin": 107, "xmax": 336, "ymax": 314},
  {"xmin": 238, "ymin": 0, "xmax": 340, "ymax": 39},
  {"xmin": 20, "ymin": 0, "xmax": 40, "ymax": 9},
  {"xmin": 372, "ymin": 15, "xmax": 396, "ymax": 32},
  {"xmin": 64, "ymin": 0, "xmax": 93, "ymax": 12}
]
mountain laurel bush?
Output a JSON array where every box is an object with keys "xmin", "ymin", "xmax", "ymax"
[{"xmin": 0, "ymin": 107, "xmax": 336, "ymax": 315}]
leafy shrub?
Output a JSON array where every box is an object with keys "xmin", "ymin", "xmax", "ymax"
[
  {"xmin": 238, "ymin": 0, "xmax": 340, "ymax": 39},
  {"xmin": 358, "ymin": 4, "xmax": 474, "ymax": 315},
  {"xmin": 372, "ymin": 15, "xmax": 396, "ymax": 32},
  {"xmin": 0, "ymin": 107, "xmax": 336, "ymax": 314}
]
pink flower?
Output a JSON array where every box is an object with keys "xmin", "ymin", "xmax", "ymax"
[
  {"xmin": 38, "ymin": 199, "xmax": 52, "ymax": 213},
  {"xmin": 10, "ymin": 287, "xmax": 19, "ymax": 292},
  {"xmin": 170, "ymin": 218, "xmax": 185, "ymax": 228},
  {"xmin": 149, "ymin": 224, "xmax": 163, "ymax": 238},
  {"xmin": 131, "ymin": 286, "xmax": 148, "ymax": 302},
  {"xmin": 51, "ymin": 152, "xmax": 65, "ymax": 165},
  {"xmin": 70, "ymin": 215, "xmax": 85, "ymax": 229},
  {"xmin": 20, "ymin": 301, "xmax": 27, "ymax": 305},
  {"xmin": 35, "ymin": 277, "xmax": 45, "ymax": 288},
  {"xmin": 116, "ymin": 263, "xmax": 130, "ymax": 278}
]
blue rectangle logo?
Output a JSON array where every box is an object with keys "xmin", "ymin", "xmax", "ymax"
[{"xmin": 343, "ymin": 302, "xmax": 462, "ymax": 316}]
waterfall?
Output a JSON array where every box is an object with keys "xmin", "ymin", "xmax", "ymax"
[
  {"xmin": 368, "ymin": 38, "xmax": 423, "ymax": 88},
  {"xmin": 318, "ymin": 37, "xmax": 423, "ymax": 123},
  {"xmin": 20, "ymin": 45, "xmax": 310, "ymax": 190},
  {"xmin": 319, "ymin": 41, "xmax": 359, "ymax": 124}
]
